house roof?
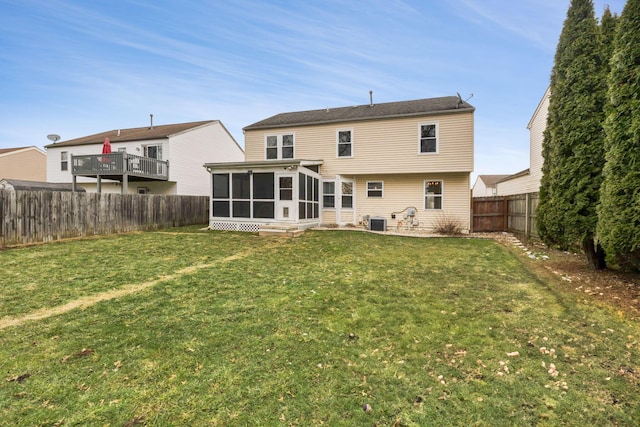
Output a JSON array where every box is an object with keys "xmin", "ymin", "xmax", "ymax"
[
  {"xmin": 243, "ymin": 96, "xmax": 475, "ymax": 130},
  {"xmin": 0, "ymin": 179, "xmax": 83, "ymax": 192},
  {"xmin": 0, "ymin": 146, "xmax": 45, "ymax": 156},
  {"xmin": 478, "ymin": 175, "xmax": 511, "ymax": 187},
  {"xmin": 45, "ymin": 120, "xmax": 218, "ymax": 148},
  {"xmin": 497, "ymin": 169, "xmax": 530, "ymax": 183},
  {"xmin": 0, "ymin": 147, "xmax": 28, "ymax": 155},
  {"xmin": 204, "ymin": 159, "xmax": 324, "ymax": 170}
]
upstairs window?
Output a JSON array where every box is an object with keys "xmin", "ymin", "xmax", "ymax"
[
  {"xmin": 144, "ymin": 144, "xmax": 162, "ymax": 159},
  {"xmin": 266, "ymin": 134, "xmax": 294, "ymax": 160},
  {"xmin": 367, "ymin": 181, "xmax": 383, "ymax": 198},
  {"xmin": 61, "ymin": 151, "xmax": 68, "ymax": 171},
  {"xmin": 337, "ymin": 129, "xmax": 353, "ymax": 157},
  {"xmin": 419, "ymin": 123, "xmax": 438, "ymax": 154},
  {"xmin": 424, "ymin": 180, "xmax": 443, "ymax": 210}
]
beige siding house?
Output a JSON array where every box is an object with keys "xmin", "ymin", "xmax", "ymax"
[
  {"xmin": 205, "ymin": 96, "xmax": 475, "ymax": 233},
  {"xmin": 496, "ymin": 87, "xmax": 549, "ymax": 196},
  {"xmin": 46, "ymin": 120, "xmax": 243, "ymax": 196},
  {"xmin": 0, "ymin": 146, "xmax": 46, "ymax": 181}
]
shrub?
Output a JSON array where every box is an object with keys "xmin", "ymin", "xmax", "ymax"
[{"xmin": 431, "ymin": 213, "xmax": 463, "ymax": 235}]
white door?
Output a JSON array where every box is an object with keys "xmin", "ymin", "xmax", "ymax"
[{"xmin": 276, "ymin": 174, "xmax": 296, "ymax": 221}]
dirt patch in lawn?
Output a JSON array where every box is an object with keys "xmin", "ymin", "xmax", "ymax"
[
  {"xmin": 482, "ymin": 232, "xmax": 640, "ymax": 321},
  {"xmin": 0, "ymin": 244, "xmax": 280, "ymax": 330}
]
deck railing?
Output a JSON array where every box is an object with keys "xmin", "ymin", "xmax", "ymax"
[{"xmin": 72, "ymin": 153, "xmax": 169, "ymax": 180}]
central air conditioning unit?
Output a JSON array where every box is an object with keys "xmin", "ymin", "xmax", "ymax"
[{"xmin": 369, "ymin": 216, "xmax": 387, "ymax": 231}]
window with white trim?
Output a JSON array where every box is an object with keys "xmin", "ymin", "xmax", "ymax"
[
  {"xmin": 266, "ymin": 134, "xmax": 294, "ymax": 160},
  {"xmin": 322, "ymin": 181, "xmax": 335, "ymax": 208},
  {"xmin": 424, "ymin": 180, "xmax": 443, "ymax": 210},
  {"xmin": 341, "ymin": 181, "xmax": 353, "ymax": 209},
  {"xmin": 144, "ymin": 144, "xmax": 162, "ymax": 159},
  {"xmin": 337, "ymin": 129, "xmax": 353, "ymax": 158},
  {"xmin": 419, "ymin": 123, "xmax": 438, "ymax": 153},
  {"xmin": 60, "ymin": 151, "xmax": 68, "ymax": 171},
  {"xmin": 367, "ymin": 181, "xmax": 383, "ymax": 198}
]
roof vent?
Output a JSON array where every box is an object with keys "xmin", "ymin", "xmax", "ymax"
[
  {"xmin": 369, "ymin": 90, "xmax": 374, "ymax": 107},
  {"xmin": 149, "ymin": 114, "xmax": 154, "ymax": 129}
]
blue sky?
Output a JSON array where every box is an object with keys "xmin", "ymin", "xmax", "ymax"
[{"xmin": 0, "ymin": 0, "xmax": 626, "ymax": 179}]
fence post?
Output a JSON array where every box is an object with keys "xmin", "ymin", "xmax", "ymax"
[{"xmin": 525, "ymin": 192, "xmax": 530, "ymax": 239}]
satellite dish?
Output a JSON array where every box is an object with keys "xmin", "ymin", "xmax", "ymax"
[
  {"xmin": 47, "ymin": 134, "xmax": 61, "ymax": 143},
  {"xmin": 456, "ymin": 92, "xmax": 463, "ymax": 108}
]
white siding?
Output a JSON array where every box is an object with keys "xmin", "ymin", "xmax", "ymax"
[
  {"xmin": 496, "ymin": 87, "xmax": 548, "ymax": 196},
  {"xmin": 169, "ymin": 122, "xmax": 244, "ymax": 196},
  {"xmin": 495, "ymin": 173, "xmax": 531, "ymax": 196},
  {"xmin": 472, "ymin": 176, "xmax": 494, "ymax": 197}
]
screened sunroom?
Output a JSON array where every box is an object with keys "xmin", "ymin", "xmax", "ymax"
[{"xmin": 203, "ymin": 160, "xmax": 323, "ymax": 232}]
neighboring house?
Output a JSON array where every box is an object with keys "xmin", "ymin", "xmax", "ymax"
[
  {"xmin": 0, "ymin": 146, "xmax": 47, "ymax": 181},
  {"xmin": 472, "ymin": 175, "xmax": 510, "ymax": 197},
  {"xmin": 45, "ymin": 120, "xmax": 244, "ymax": 196},
  {"xmin": 496, "ymin": 86, "xmax": 549, "ymax": 196},
  {"xmin": 204, "ymin": 96, "xmax": 475, "ymax": 232},
  {"xmin": 0, "ymin": 178, "xmax": 82, "ymax": 192}
]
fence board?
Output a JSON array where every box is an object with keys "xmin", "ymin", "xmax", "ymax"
[
  {"xmin": 0, "ymin": 190, "xmax": 209, "ymax": 247},
  {"xmin": 472, "ymin": 192, "xmax": 539, "ymax": 240}
]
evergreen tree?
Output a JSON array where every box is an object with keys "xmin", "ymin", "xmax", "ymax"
[
  {"xmin": 600, "ymin": 6, "xmax": 618, "ymax": 62},
  {"xmin": 537, "ymin": 0, "xmax": 608, "ymax": 269},
  {"xmin": 598, "ymin": 0, "xmax": 640, "ymax": 270}
]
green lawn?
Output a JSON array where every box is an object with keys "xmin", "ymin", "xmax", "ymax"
[{"xmin": 1, "ymin": 228, "xmax": 639, "ymax": 426}]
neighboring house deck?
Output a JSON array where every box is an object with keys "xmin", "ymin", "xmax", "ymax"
[
  {"xmin": 0, "ymin": 146, "xmax": 47, "ymax": 182},
  {"xmin": 45, "ymin": 120, "xmax": 244, "ymax": 195},
  {"xmin": 204, "ymin": 95, "xmax": 475, "ymax": 233}
]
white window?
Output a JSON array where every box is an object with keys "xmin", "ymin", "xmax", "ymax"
[
  {"xmin": 337, "ymin": 129, "xmax": 353, "ymax": 158},
  {"xmin": 424, "ymin": 180, "xmax": 443, "ymax": 210},
  {"xmin": 341, "ymin": 181, "xmax": 353, "ymax": 209},
  {"xmin": 144, "ymin": 144, "xmax": 162, "ymax": 159},
  {"xmin": 265, "ymin": 134, "xmax": 294, "ymax": 160},
  {"xmin": 367, "ymin": 181, "xmax": 383, "ymax": 198},
  {"xmin": 322, "ymin": 181, "xmax": 335, "ymax": 208},
  {"xmin": 60, "ymin": 151, "xmax": 68, "ymax": 171},
  {"xmin": 419, "ymin": 123, "xmax": 438, "ymax": 154}
]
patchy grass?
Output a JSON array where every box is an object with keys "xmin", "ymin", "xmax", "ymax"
[{"xmin": 1, "ymin": 229, "xmax": 639, "ymax": 426}]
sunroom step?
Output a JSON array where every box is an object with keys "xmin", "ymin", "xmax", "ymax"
[{"xmin": 258, "ymin": 224, "xmax": 304, "ymax": 238}]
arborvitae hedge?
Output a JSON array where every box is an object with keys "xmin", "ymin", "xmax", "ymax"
[
  {"xmin": 598, "ymin": 0, "xmax": 640, "ymax": 270},
  {"xmin": 537, "ymin": 0, "xmax": 607, "ymax": 268}
]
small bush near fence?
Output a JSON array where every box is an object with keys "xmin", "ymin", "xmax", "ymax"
[{"xmin": 0, "ymin": 190, "xmax": 209, "ymax": 247}]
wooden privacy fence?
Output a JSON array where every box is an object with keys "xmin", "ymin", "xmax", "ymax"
[
  {"xmin": 0, "ymin": 190, "xmax": 209, "ymax": 247},
  {"xmin": 472, "ymin": 192, "xmax": 539, "ymax": 239}
]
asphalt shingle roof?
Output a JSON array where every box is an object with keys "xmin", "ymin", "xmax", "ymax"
[
  {"xmin": 0, "ymin": 147, "xmax": 31, "ymax": 155},
  {"xmin": 479, "ymin": 175, "xmax": 511, "ymax": 186},
  {"xmin": 45, "ymin": 120, "xmax": 217, "ymax": 148},
  {"xmin": 244, "ymin": 96, "xmax": 474, "ymax": 130}
]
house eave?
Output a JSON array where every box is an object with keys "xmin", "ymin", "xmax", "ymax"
[
  {"xmin": 243, "ymin": 107, "xmax": 475, "ymax": 131},
  {"xmin": 203, "ymin": 159, "xmax": 324, "ymax": 172}
]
